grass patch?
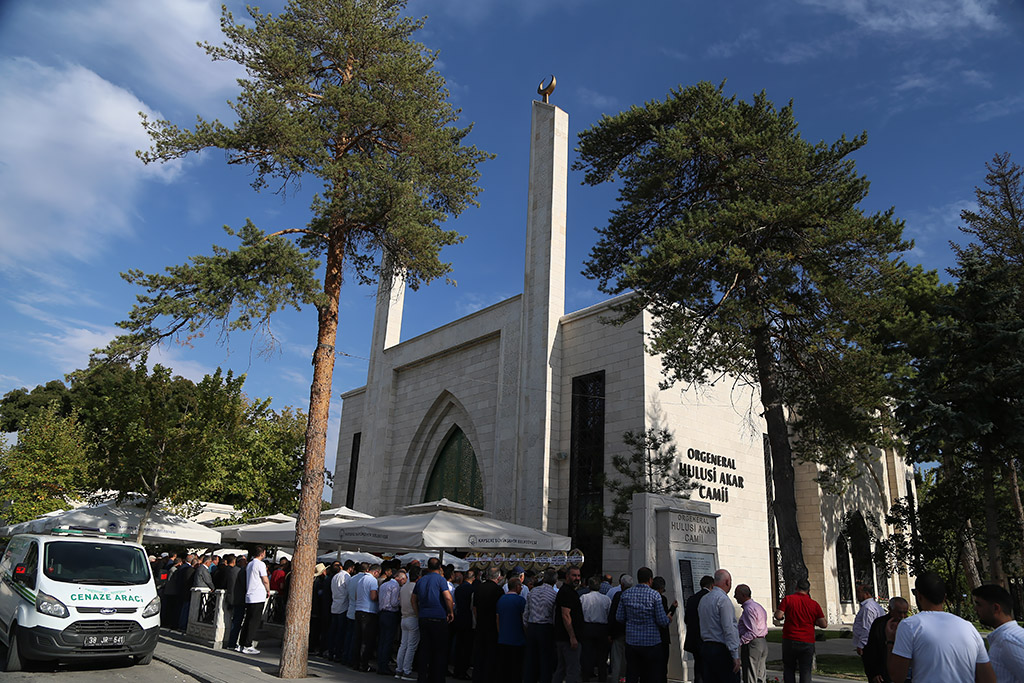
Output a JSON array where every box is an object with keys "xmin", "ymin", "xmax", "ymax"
[{"xmin": 767, "ymin": 655, "xmax": 866, "ymax": 680}]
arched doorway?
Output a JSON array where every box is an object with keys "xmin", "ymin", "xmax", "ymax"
[{"xmin": 424, "ymin": 427, "xmax": 484, "ymax": 509}]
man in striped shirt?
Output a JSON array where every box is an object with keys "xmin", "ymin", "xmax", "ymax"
[
  {"xmin": 616, "ymin": 566, "xmax": 670, "ymax": 683},
  {"xmin": 734, "ymin": 584, "xmax": 768, "ymax": 683},
  {"xmin": 377, "ymin": 568, "xmax": 405, "ymax": 676},
  {"xmin": 524, "ymin": 568, "xmax": 558, "ymax": 683}
]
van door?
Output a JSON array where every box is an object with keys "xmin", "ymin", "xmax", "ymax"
[{"xmin": 0, "ymin": 537, "xmax": 31, "ymax": 640}]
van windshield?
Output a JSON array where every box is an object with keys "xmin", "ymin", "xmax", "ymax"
[{"xmin": 43, "ymin": 541, "xmax": 151, "ymax": 585}]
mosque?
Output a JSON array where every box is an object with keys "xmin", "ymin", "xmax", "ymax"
[{"xmin": 330, "ymin": 91, "xmax": 915, "ymax": 621}]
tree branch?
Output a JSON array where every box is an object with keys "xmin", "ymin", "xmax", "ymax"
[{"xmin": 265, "ymin": 228, "xmax": 327, "ymax": 242}]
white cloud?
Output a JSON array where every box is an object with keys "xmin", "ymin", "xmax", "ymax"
[
  {"xmin": 19, "ymin": 0, "xmax": 242, "ymax": 112},
  {"xmin": 961, "ymin": 69, "xmax": 993, "ymax": 88},
  {"xmin": 797, "ymin": 0, "xmax": 1001, "ymax": 37},
  {"xmin": 0, "ymin": 58, "xmax": 180, "ymax": 272},
  {"xmin": 420, "ymin": 0, "xmax": 591, "ymax": 27},
  {"xmin": 706, "ymin": 30, "xmax": 760, "ymax": 59},
  {"xmin": 576, "ymin": 87, "xmax": 619, "ymax": 111},
  {"xmin": 9, "ymin": 301, "xmax": 121, "ymax": 374},
  {"xmin": 903, "ymin": 198, "xmax": 975, "ymax": 259},
  {"xmin": 892, "ymin": 74, "xmax": 940, "ymax": 93},
  {"xmin": 971, "ymin": 93, "xmax": 1024, "ymax": 122},
  {"xmin": 454, "ymin": 291, "xmax": 514, "ymax": 316},
  {"xmin": 7, "ymin": 300, "xmax": 212, "ymax": 381},
  {"xmin": 658, "ymin": 47, "xmax": 688, "ymax": 62}
]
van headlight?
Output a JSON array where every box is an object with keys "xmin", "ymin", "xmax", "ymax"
[
  {"xmin": 36, "ymin": 591, "xmax": 70, "ymax": 618},
  {"xmin": 142, "ymin": 596, "xmax": 161, "ymax": 618}
]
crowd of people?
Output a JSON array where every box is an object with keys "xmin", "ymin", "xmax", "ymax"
[
  {"xmin": 151, "ymin": 551, "xmax": 1024, "ymax": 683},
  {"xmin": 312, "ymin": 558, "xmax": 683, "ymax": 683}
]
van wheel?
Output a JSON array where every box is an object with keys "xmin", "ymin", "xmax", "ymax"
[
  {"xmin": 3, "ymin": 626, "xmax": 24, "ymax": 672},
  {"xmin": 134, "ymin": 651, "xmax": 154, "ymax": 666}
]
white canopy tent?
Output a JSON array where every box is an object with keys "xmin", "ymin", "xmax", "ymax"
[
  {"xmin": 317, "ymin": 550, "xmax": 384, "ymax": 565},
  {"xmin": 0, "ymin": 508, "xmax": 66, "ymax": 537},
  {"xmin": 217, "ymin": 520, "xmax": 293, "ymax": 543},
  {"xmin": 317, "ymin": 499, "xmax": 572, "ymax": 552},
  {"xmin": 319, "ymin": 506, "xmax": 374, "ymax": 521},
  {"xmin": 1, "ymin": 500, "xmax": 221, "ymax": 546},
  {"xmin": 236, "ymin": 507, "xmax": 372, "ymax": 546}
]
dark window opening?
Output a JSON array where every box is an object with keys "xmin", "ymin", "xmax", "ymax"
[
  {"xmin": 764, "ymin": 433, "xmax": 784, "ymax": 607},
  {"xmin": 847, "ymin": 512, "xmax": 876, "ymax": 594},
  {"xmin": 570, "ymin": 370, "xmax": 605, "ymax": 577},
  {"xmin": 874, "ymin": 554, "xmax": 890, "ymax": 600},
  {"xmin": 424, "ymin": 427, "xmax": 484, "ymax": 509},
  {"xmin": 346, "ymin": 432, "xmax": 361, "ymax": 508},
  {"xmin": 836, "ymin": 534, "xmax": 854, "ymax": 604}
]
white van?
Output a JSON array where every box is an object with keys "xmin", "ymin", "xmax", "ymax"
[{"xmin": 0, "ymin": 529, "xmax": 160, "ymax": 671}]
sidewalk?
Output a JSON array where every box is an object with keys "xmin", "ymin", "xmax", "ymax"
[
  {"xmin": 155, "ymin": 631, "xmax": 372, "ymax": 683},
  {"xmin": 155, "ymin": 630, "xmax": 858, "ymax": 683}
]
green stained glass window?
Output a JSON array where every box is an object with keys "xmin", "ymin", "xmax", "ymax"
[{"xmin": 424, "ymin": 428, "xmax": 484, "ymax": 508}]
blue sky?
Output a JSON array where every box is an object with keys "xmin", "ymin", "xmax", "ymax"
[{"xmin": 1, "ymin": 0, "xmax": 1022, "ymax": 497}]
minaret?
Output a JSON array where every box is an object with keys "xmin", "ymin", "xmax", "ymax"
[
  {"xmin": 353, "ymin": 262, "xmax": 404, "ymax": 512},
  {"xmin": 516, "ymin": 83, "xmax": 568, "ymax": 530}
]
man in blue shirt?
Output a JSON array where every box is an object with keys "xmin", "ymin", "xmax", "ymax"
[
  {"xmin": 616, "ymin": 567, "xmax": 671, "ymax": 683},
  {"xmin": 353, "ymin": 563, "xmax": 381, "ymax": 672},
  {"xmin": 496, "ymin": 577, "xmax": 528, "ymax": 683},
  {"xmin": 412, "ymin": 557, "xmax": 454, "ymax": 683}
]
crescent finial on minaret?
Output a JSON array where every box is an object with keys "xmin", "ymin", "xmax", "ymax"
[{"xmin": 537, "ymin": 75, "xmax": 556, "ymax": 104}]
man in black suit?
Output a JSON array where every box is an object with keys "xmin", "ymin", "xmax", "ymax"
[
  {"xmin": 861, "ymin": 596, "xmax": 910, "ymax": 683},
  {"xmin": 683, "ymin": 575, "xmax": 715, "ymax": 683}
]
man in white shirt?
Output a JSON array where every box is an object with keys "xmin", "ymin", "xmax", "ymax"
[
  {"xmin": 853, "ymin": 582, "xmax": 886, "ymax": 656},
  {"xmin": 328, "ymin": 560, "xmax": 355, "ymax": 661},
  {"xmin": 238, "ymin": 546, "xmax": 270, "ymax": 655},
  {"xmin": 889, "ymin": 572, "xmax": 995, "ymax": 683},
  {"xmin": 580, "ymin": 576, "xmax": 612, "ymax": 681},
  {"xmin": 396, "ymin": 565, "xmax": 421, "ymax": 681},
  {"xmin": 973, "ymin": 583, "xmax": 1024, "ymax": 683}
]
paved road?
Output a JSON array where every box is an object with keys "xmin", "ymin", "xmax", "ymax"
[{"xmin": 5, "ymin": 658, "xmax": 198, "ymax": 683}]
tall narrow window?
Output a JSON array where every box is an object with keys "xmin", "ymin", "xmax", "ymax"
[
  {"xmin": 874, "ymin": 552, "xmax": 890, "ymax": 600},
  {"xmin": 836, "ymin": 534, "xmax": 854, "ymax": 604},
  {"xmin": 346, "ymin": 432, "xmax": 361, "ymax": 508},
  {"xmin": 570, "ymin": 370, "xmax": 605, "ymax": 576},
  {"xmin": 424, "ymin": 427, "xmax": 484, "ymax": 508},
  {"xmin": 764, "ymin": 433, "xmax": 785, "ymax": 606},
  {"xmin": 847, "ymin": 512, "xmax": 875, "ymax": 592}
]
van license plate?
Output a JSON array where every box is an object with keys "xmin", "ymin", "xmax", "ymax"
[{"xmin": 84, "ymin": 635, "xmax": 125, "ymax": 647}]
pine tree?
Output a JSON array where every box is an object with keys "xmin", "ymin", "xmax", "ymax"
[
  {"xmin": 102, "ymin": 1, "xmax": 490, "ymax": 675},
  {"xmin": 604, "ymin": 428, "xmax": 694, "ymax": 546},
  {"xmin": 574, "ymin": 82, "xmax": 910, "ymax": 591}
]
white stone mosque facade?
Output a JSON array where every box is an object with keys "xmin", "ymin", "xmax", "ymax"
[{"xmin": 331, "ymin": 96, "xmax": 915, "ymax": 621}]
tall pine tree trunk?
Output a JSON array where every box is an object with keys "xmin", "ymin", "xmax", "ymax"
[
  {"xmin": 136, "ymin": 494, "xmax": 157, "ymax": 546},
  {"xmin": 982, "ymin": 455, "xmax": 1007, "ymax": 587},
  {"xmin": 278, "ymin": 231, "xmax": 345, "ymax": 678},
  {"xmin": 960, "ymin": 519, "xmax": 983, "ymax": 590},
  {"xmin": 753, "ymin": 325, "xmax": 809, "ymax": 594},
  {"xmin": 941, "ymin": 453, "xmax": 983, "ymax": 590},
  {"xmin": 1006, "ymin": 459, "xmax": 1024, "ymax": 569}
]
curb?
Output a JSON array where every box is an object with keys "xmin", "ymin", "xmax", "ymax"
[{"xmin": 155, "ymin": 648, "xmax": 231, "ymax": 683}]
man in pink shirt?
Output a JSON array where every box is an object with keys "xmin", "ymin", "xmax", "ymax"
[{"xmin": 734, "ymin": 584, "xmax": 768, "ymax": 683}]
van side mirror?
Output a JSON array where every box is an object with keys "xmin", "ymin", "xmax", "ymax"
[{"xmin": 13, "ymin": 564, "xmax": 30, "ymax": 584}]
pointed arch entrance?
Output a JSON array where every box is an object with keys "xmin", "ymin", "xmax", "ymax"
[{"xmin": 424, "ymin": 427, "xmax": 484, "ymax": 509}]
